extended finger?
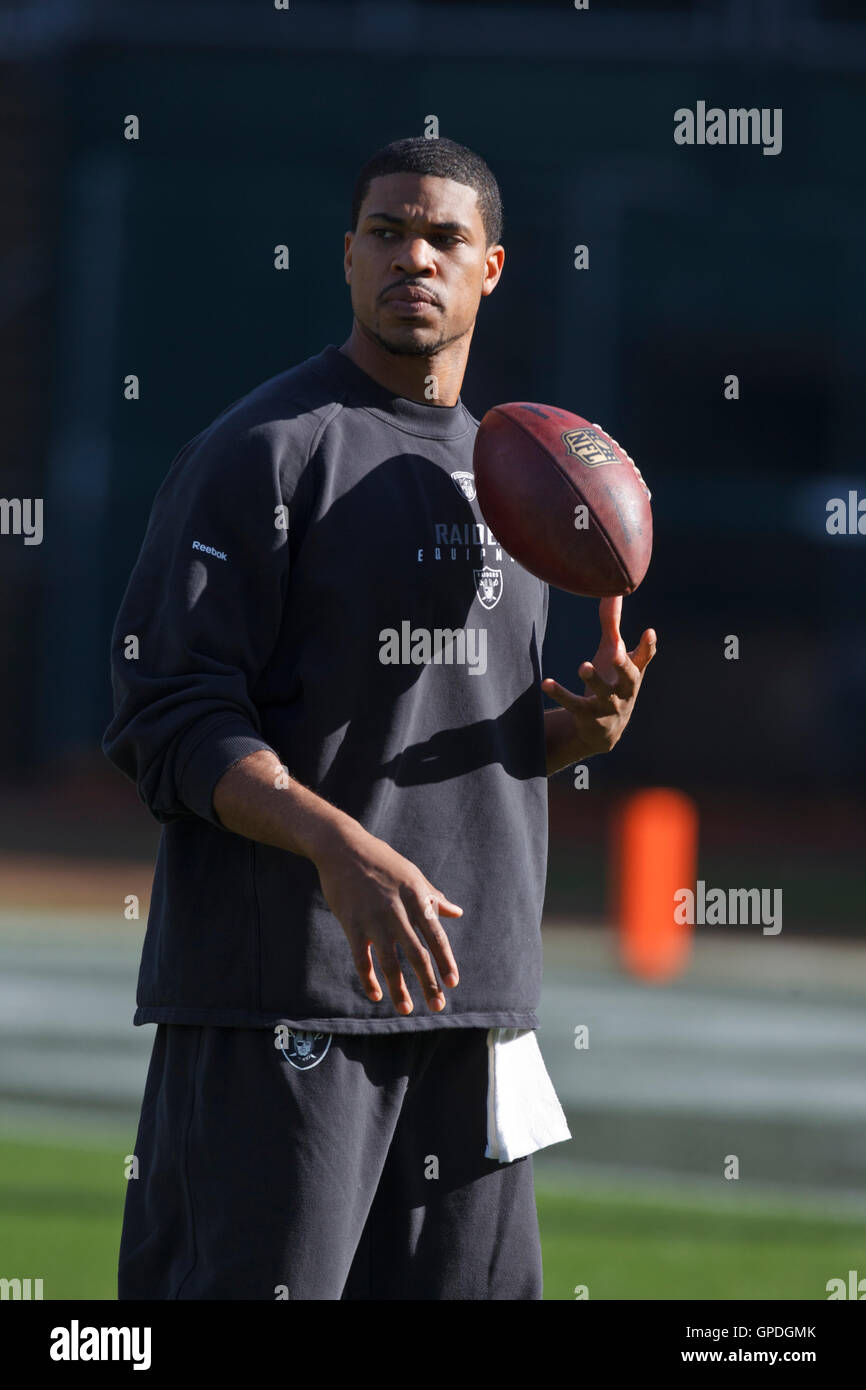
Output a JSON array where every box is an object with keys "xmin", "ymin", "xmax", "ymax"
[
  {"xmin": 375, "ymin": 936, "xmax": 415, "ymax": 1015},
  {"xmin": 598, "ymin": 595, "xmax": 623, "ymax": 646},
  {"xmin": 427, "ymin": 891, "xmax": 463, "ymax": 919},
  {"xmin": 629, "ymin": 628, "xmax": 658, "ymax": 674},
  {"xmin": 541, "ymin": 676, "xmax": 581, "ymax": 711},
  {"xmin": 419, "ymin": 890, "xmax": 460, "ymax": 988},
  {"xmin": 351, "ymin": 937, "xmax": 383, "ymax": 1004},
  {"xmin": 393, "ymin": 897, "xmax": 447, "ymax": 1011}
]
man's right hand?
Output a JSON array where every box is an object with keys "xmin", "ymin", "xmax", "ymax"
[
  {"xmin": 211, "ymin": 749, "xmax": 462, "ymax": 1015},
  {"xmin": 314, "ymin": 824, "xmax": 462, "ymax": 1015}
]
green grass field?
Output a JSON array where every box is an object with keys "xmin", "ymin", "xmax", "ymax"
[{"xmin": 1, "ymin": 1135, "xmax": 863, "ymax": 1300}]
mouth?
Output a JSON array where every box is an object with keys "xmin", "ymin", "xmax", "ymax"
[{"xmin": 382, "ymin": 286, "xmax": 439, "ymax": 310}]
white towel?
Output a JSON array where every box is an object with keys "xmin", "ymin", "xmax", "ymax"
[{"xmin": 485, "ymin": 1027, "xmax": 572, "ymax": 1163}]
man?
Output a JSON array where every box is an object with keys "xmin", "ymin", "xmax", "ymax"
[{"xmin": 103, "ymin": 135, "xmax": 656, "ymax": 1301}]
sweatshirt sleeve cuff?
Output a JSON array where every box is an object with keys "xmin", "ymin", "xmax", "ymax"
[{"xmin": 177, "ymin": 717, "xmax": 279, "ymax": 828}]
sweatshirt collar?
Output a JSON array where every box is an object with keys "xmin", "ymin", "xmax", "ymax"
[{"xmin": 317, "ymin": 343, "xmax": 475, "ymax": 440}]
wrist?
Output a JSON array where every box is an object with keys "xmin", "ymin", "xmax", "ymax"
[
  {"xmin": 303, "ymin": 805, "xmax": 368, "ymax": 870},
  {"xmin": 544, "ymin": 707, "xmax": 592, "ymax": 774}
]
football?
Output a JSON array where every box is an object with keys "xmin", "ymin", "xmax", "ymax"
[{"xmin": 472, "ymin": 402, "xmax": 652, "ymax": 597}]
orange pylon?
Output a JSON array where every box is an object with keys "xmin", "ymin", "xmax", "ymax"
[{"xmin": 610, "ymin": 788, "xmax": 698, "ymax": 982}]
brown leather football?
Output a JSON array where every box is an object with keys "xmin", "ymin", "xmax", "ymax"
[{"xmin": 472, "ymin": 402, "xmax": 653, "ymax": 598}]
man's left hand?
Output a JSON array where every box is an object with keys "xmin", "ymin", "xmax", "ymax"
[{"xmin": 542, "ymin": 596, "xmax": 657, "ymax": 761}]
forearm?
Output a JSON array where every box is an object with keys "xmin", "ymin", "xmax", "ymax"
[
  {"xmin": 544, "ymin": 707, "xmax": 590, "ymax": 777},
  {"xmin": 212, "ymin": 748, "xmax": 361, "ymax": 863}
]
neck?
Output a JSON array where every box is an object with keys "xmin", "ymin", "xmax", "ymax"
[{"xmin": 339, "ymin": 322, "xmax": 472, "ymax": 407}]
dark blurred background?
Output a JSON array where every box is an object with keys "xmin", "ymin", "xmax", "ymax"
[
  {"xmin": 1, "ymin": 0, "xmax": 865, "ymax": 1301},
  {"xmin": 2, "ymin": 0, "xmax": 864, "ymax": 933}
]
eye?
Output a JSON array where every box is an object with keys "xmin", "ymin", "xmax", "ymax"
[{"xmin": 369, "ymin": 228, "xmax": 461, "ymax": 246}]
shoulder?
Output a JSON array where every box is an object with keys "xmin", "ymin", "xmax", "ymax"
[
  {"xmin": 201, "ymin": 350, "xmax": 344, "ymax": 464},
  {"xmin": 163, "ymin": 350, "xmax": 346, "ymax": 498}
]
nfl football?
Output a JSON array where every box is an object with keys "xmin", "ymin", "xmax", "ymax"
[{"xmin": 472, "ymin": 403, "xmax": 652, "ymax": 597}]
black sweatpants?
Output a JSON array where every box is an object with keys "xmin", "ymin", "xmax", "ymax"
[{"xmin": 118, "ymin": 1024, "xmax": 543, "ymax": 1300}]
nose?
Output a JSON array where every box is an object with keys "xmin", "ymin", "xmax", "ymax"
[{"xmin": 393, "ymin": 237, "xmax": 436, "ymax": 276}]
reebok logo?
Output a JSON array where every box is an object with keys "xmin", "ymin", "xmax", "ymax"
[{"xmin": 192, "ymin": 540, "xmax": 228, "ymax": 560}]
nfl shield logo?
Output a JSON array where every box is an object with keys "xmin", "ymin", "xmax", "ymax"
[
  {"xmin": 279, "ymin": 1029, "xmax": 332, "ymax": 1071},
  {"xmin": 474, "ymin": 566, "xmax": 502, "ymax": 609},
  {"xmin": 561, "ymin": 428, "xmax": 618, "ymax": 468},
  {"xmin": 450, "ymin": 471, "xmax": 476, "ymax": 501}
]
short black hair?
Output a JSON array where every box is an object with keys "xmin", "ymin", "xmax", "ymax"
[{"xmin": 350, "ymin": 136, "xmax": 503, "ymax": 248}]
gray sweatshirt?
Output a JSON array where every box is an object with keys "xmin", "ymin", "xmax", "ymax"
[{"xmin": 102, "ymin": 344, "xmax": 550, "ymax": 1033}]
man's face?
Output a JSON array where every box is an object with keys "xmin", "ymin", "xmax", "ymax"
[{"xmin": 344, "ymin": 172, "xmax": 503, "ymax": 357}]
